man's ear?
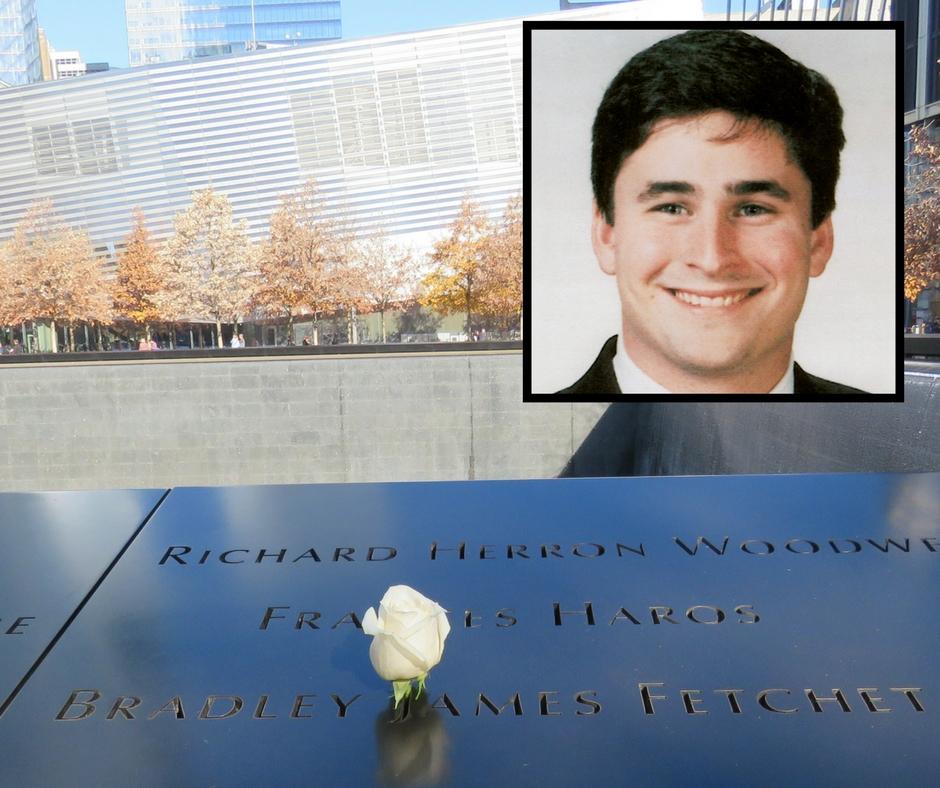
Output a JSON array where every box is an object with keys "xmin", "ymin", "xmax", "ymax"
[
  {"xmin": 591, "ymin": 201, "xmax": 618, "ymax": 276},
  {"xmin": 808, "ymin": 215, "xmax": 834, "ymax": 278}
]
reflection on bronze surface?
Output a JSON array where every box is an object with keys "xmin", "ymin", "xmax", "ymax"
[
  {"xmin": 888, "ymin": 474, "xmax": 940, "ymax": 537},
  {"xmin": 375, "ymin": 695, "xmax": 449, "ymax": 786}
]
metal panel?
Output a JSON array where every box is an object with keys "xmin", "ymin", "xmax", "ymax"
[
  {"xmin": 0, "ymin": 489, "xmax": 168, "ymax": 712},
  {"xmin": 0, "ymin": 476, "xmax": 937, "ymax": 786}
]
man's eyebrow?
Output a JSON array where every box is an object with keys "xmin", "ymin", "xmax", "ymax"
[
  {"xmin": 636, "ymin": 181, "xmax": 695, "ymax": 201},
  {"xmin": 727, "ymin": 180, "xmax": 791, "ymax": 200}
]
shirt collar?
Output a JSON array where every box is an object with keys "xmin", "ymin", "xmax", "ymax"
[{"xmin": 612, "ymin": 335, "xmax": 794, "ymax": 394}]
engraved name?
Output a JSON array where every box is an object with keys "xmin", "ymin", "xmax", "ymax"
[
  {"xmin": 637, "ymin": 683, "xmax": 926, "ymax": 715},
  {"xmin": 672, "ymin": 537, "xmax": 940, "ymax": 556},
  {"xmin": 0, "ymin": 616, "xmax": 35, "ymax": 635},
  {"xmin": 254, "ymin": 603, "xmax": 759, "ymax": 630},
  {"xmin": 53, "ymin": 684, "xmax": 926, "ymax": 721},
  {"xmin": 159, "ymin": 545, "xmax": 397, "ymax": 565},
  {"xmin": 156, "ymin": 537, "xmax": 940, "ymax": 565}
]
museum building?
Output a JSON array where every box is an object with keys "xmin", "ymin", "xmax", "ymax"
[
  {"xmin": 0, "ymin": 12, "xmax": 529, "ymax": 274},
  {"xmin": 0, "ymin": 0, "xmax": 887, "ymax": 277}
]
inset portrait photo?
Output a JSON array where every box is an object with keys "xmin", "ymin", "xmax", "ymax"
[{"xmin": 524, "ymin": 22, "xmax": 901, "ymax": 401}]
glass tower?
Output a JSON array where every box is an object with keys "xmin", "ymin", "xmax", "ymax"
[
  {"xmin": 0, "ymin": 0, "xmax": 40, "ymax": 85},
  {"xmin": 125, "ymin": 0, "xmax": 341, "ymax": 67}
]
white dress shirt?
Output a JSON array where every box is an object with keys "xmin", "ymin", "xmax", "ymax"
[{"xmin": 612, "ymin": 335, "xmax": 794, "ymax": 394}]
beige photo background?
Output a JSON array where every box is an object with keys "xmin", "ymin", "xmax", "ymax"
[{"xmin": 530, "ymin": 26, "xmax": 897, "ymax": 394}]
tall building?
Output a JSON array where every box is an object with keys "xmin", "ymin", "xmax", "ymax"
[
  {"xmin": 49, "ymin": 49, "xmax": 86, "ymax": 80},
  {"xmin": 0, "ymin": 0, "xmax": 40, "ymax": 86},
  {"xmin": 37, "ymin": 26, "xmax": 51, "ymax": 80},
  {"xmin": 125, "ymin": 0, "xmax": 342, "ymax": 67},
  {"xmin": 37, "ymin": 30, "xmax": 96, "ymax": 82},
  {"xmin": 899, "ymin": 0, "xmax": 939, "ymax": 123}
]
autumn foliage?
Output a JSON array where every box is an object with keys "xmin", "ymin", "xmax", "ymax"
[
  {"xmin": 1, "ymin": 186, "xmax": 523, "ymax": 351},
  {"xmin": 478, "ymin": 194, "xmax": 522, "ymax": 334},
  {"xmin": 158, "ymin": 188, "xmax": 257, "ymax": 347},
  {"xmin": 1, "ymin": 200, "xmax": 112, "ymax": 352},
  {"xmin": 420, "ymin": 195, "xmax": 522, "ymax": 336},
  {"xmin": 112, "ymin": 208, "xmax": 165, "ymax": 341},
  {"xmin": 906, "ymin": 125, "xmax": 940, "ymax": 302},
  {"xmin": 354, "ymin": 228, "xmax": 415, "ymax": 342}
]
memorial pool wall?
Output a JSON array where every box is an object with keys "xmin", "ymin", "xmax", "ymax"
[
  {"xmin": 0, "ymin": 348, "xmax": 604, "ymax": 492},
  {"xmin": 1, "ymin": 349, "xmax": 937, "ymax": 492}
]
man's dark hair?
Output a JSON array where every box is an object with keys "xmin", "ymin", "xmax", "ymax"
[{"xmin": 591, "ymin": 30, "xmax": 845, "ymax": 228}]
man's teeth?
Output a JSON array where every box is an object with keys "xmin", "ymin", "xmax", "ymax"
[{"xmin": 672, "ymin": 290, "xmax": 750, "ymax": 307}]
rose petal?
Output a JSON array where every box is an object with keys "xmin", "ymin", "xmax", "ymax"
[
  {"xmin": 362, "ymin": 606, "xmax": 380, "ymax": 636},
  {"xmin": 436, "ymin": 609, "xmax": 451, "ymax": 642},
  {"xmin": 370, "ymin": 633, "xmax": 424, "ymax": 680},
  {"xmin": 366, "ymin": 586, "xmax": 450, "ymax": 680},
  {"xmin": 399, "ymin": 617, "xmax": 444, "ymax": 670}
]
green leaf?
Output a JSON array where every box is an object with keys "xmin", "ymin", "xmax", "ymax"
[
  {"xmin": 392, "ymin": 680, "xmax": 411, "ymax": 709},
  {"xmin": 415, "ymin": 673, "xmax": 428, "ymax": 699}
]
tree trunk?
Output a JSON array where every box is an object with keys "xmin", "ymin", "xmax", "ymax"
[
  {"xmin": 50, "ymin": 319, "xmax": 58, "ymax": 353},
  {"xmin": 465, "ymin": 284, "xmax": 472, "ymax": 341},
  {"xmin": 380, "ymin": 309, "xmax": 386, "ymax": 343},
  {"xmin": 350, "ymin": 306, "xmax": 358, "ymax": 344},
  {"xmin": 215, "ymin": 319, "xmax": 223, "ymax": 348},
  {"xmin": 519, "ymin": 311, "xmax": 523, "ymax": 341},
  {"xmin": 96, "ymin": 323, "xmax": 103, "ymax": 351},
  {"xmin": 67, "ymin": 324, "xmax": 75, "ymax": 352},
  {"xmin": 288, "ymin": 314, "xmax": 294, "ymax": 346},
  {"xmin": 313, "ymin": 324, "xmax": 319, "ymax": 346}
]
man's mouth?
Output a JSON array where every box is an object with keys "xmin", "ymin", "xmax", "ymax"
[{"xmin": 667, "ymin": 287, "xmax": 763, "ymax": 308}]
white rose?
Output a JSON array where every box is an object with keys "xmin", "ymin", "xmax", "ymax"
[{"xmin": 362, "ymin": 585, "xmax": 451, "ymax": 681}]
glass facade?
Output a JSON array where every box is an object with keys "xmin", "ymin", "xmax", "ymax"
[
  {"xmin": 0, "ymin": 0, "xmax": 40, "ymax": 85},
  {"xmin": 126, "ymin": 0, "xmax": 341, "ymax": 67},
  {"xmin": 898, "ymin": 0, "xmax": 940, "ymax": 115},
  {"xmin": 928, "ymin": 0, "xmax": 940, "ymax": 104},
  {"xmin": 897, "ymin": 0, "xmax": 919, "ymax": 110},
  {"xmin": 0, "ymin": 18, "xmax": 522, "ymax": 272}
]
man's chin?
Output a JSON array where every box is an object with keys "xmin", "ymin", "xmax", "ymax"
[
  {"xmin": 652, "ymin": 343, "xmax": 773, "ymax": 383},
  {"xmin": 654, "ymin": 343, "xmax": 793, "ymax": 391},
  {"xmin": 669, "ymin": 351, "xmax": 756, "ymax": 377}
]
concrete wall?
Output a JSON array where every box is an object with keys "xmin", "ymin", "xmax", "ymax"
[{"xmin": 0, "ymin": 350, "xmax": 605, "ymax": 492}]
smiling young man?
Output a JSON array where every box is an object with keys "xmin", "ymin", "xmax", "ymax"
[{"xmin": 559, "ymin": 30, "xmax": 865, "ymax": 395}]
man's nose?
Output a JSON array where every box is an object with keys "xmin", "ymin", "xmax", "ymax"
[{"xmin": 685, "ymin": 212, "xmax": 742, "ymax": 275}]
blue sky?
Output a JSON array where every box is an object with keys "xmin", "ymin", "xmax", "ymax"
[{"xmin": 35, "ymin": 0, "xmax": 562, "ymax": 69}]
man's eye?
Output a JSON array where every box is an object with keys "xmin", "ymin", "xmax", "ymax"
[
  {"xmin": 652, "ymin": 203, "xmax": 687, "ymax": 215},
  {"xmin": 738, "ymin": 203, "xmax": 774, "ymax": 217}
]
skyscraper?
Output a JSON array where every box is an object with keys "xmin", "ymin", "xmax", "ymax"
[
  {"xmin": 125, "ymin": 0, "xmax": 342, "ymax": 67},
  {"xmin": 0, "ymin": 0, "xmax": 40, "ymax": 86},
  {"xmin": 49, "ymin": 49, "xmax": 86, "ymax": 80}
]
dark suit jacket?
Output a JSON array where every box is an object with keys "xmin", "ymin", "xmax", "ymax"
[{"xmin": 558, "ymin": 335, "xmax": 866, "ymax": 395}]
